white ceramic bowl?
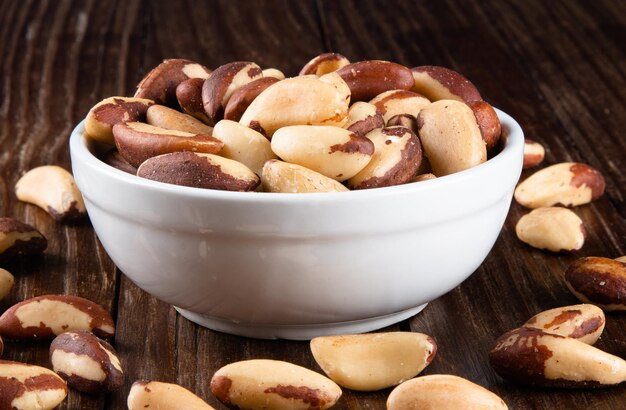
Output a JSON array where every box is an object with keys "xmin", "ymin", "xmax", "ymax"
[{"xmin": 70, "ymin": 109, "xmax": 523, "ymax": 340}]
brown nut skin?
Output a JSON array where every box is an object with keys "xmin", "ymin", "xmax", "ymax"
[
  {"xmin": 564, "ymin": 257, "xmax": 626, "ymax": 311},
  {"xmin": 344, "ymin": 102, "xmax": 385, "ymax": 137},
  {"xmin": 387, "ymin": 114, "xmax": 418, "ymax": 134},
  {"xmin": 336, "ymin": 60, "xmax": 414, "ymax": 102},
  {"xmin": 410, "ymin": 65, "xmax": 482, "ymax": 103},
  {"xmin": 176, "ymin": 77, "xmax": 211, "ymax": 124},
  {"xmin": 0, "ymin": 295, "xmax": 115, "ymax": 340},
  {"xmin": 0, "ymin": 217, "xmax": 47, "ymax": 264},
  {"xmin": 137, "ymin": 152, "xmax": 260, "ymax": 192},
  {"xmin": 224, "ymin": 77, "xmax": 280, "ymax": 122},
  {"xmin": 50, "ymin": 331, "xmax": 124, "ymax": 394},
  {"xmin": 468, "ymin": 100, "xmax": 501, "ymax": 153},
  {"xmin": 84, "ymin": 96, "xmax": 154, "ymax": 145},
  {"xmin": 112, "ymin": 122, "xmax": 224, "ymax": 168},
  {"xmin": 0, "ymin": 360, "xmax": 68, "ymax": 410},
  {"xmin": 102, "ymin": 149, "xmax": 138, "ymax": 175},
  {"xmin": 202, "ymin": 61, "xmax": 263, "ymax": 125},
  {"xmin": 489, "ymin": 327, "xmax": 626, "ymax": 388},
  {"xmin": 299, "ymin": 52, "xmax": 351, "ymax": 76},
  {"xmin": 523, "ymin": 304, "xmax": 605, "ymax": 345},
  {"xmin": 523, "ymin": 138, "xmax": 546, "ymax": 169},
  {"xmin": 135, "ymin": 58, "xmax": 211, "ymax": 107}
]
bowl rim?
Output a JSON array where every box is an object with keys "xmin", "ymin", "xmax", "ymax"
[{"xmin": 70, "ymin": 107, "xmax": 524, "ymax": 203}]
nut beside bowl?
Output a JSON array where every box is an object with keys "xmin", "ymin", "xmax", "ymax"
[{"xmin": 69, "ymin": 109, "xmax": 523, "ymax": 340}]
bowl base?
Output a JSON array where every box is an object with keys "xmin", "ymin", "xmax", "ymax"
[{"xmin": 174, "ymin": 304, "xmax": 428, "ymax": 340}]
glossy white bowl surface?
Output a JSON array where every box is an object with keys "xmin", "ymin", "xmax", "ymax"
[{"xmin": 70, "ymin": 109, "xmax": 524, "ymax": 339}]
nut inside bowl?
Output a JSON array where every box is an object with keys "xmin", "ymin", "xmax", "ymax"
[{"xmin": 70, "ymin": 108, "xmax": 523, "ymax": 340}]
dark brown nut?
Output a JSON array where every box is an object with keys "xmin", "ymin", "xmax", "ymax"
[
  {"xmin": 271, "ymin": 125, "xmax": 374, "ymax": 181},
  {"xmin": 336, "ymin": 60, "xmax": 414, "ymax": 102},
  {"xmin": 102, "ymin": 149, "xmax": 138, "ymax": 175},
  {"xmin": 386, "ymin": 114, "xmax": 418, "ymax": 134},
  {"xmin": 523, "ymin": 304, "xmax": 605, "ymax": 345},
  {"xmin": 0, "ymin": 294, "xmax": 114, "ymax": 340},
  {"xmin": 202, "ymin": 61, "xmax": 263, "ymax": 125},
  {"xmin": 84, "ymin": 96, "xmax": 154, "ymax": 145},
  {"xmin": 299, "ymin": 52, "xmax": 351, "ymax": 76},
  {"xmin": 467, "ymin": 100, "xmax": 501, "ymax": 153},
  {"xmin": 210, "ymin": 359, "xmax": 342, "ymax": 410},
  {"xmin": 261, "ymin": 160, "xmax": 349, "ymax": 193},
  {"xmin": 212, "ymin": 120, "xmax": 277, "ymax": 175},
  {"xmin": 0, "ymin": 360, "xmax": 68, "ymax": 409},
  {"xmin": 239, "ymin": 75, "xmax": 349, "ymax": 138},
  {"xmin": 261, "ymin": 68, "xmax": 285, "ymax": 80},
  {"xmin": 128, "ymin": 380, "xmax": 215, "ymax": 410},
  {"xmin": 410, "ymin": 65, "xmax": 482, "ymax": 103},
  {"xmin": 146, "ymin": 105, "xmax": 213, "ymax": 134},
  {"xmin": 514, "ymin": 162, "xmax": 606, "ymax": 208},
  {"xmin": 15, "ymin": 166, "xmax": 86, "ymax": 222},
  {"xmin": 137, "ymin": 152, "xmax": 260, "ymax": 191},
  {"xmin": 515, "ymin": 207, "xmax": 585, "ymax": 252},
  {"xmin": 417, "ymin": 99, "xmax": 487, "ymax": 176},
  {"xmin": 348, "ymin": 127, "xmax": 422, "ymax": 190},
  {"xmin": 176, "ymin": 78, "xmax": 211, "ymax": 124},
  {"xmin": 344, "ymin": 102, "xmax": 385, "ymax": 137},
  {"xmin": 134, "ymin": 58, "xmax": 211, "ymax": 106},
  {"xmin": 310, "ymin": 332, "xmax": 436, "ymax": 391},
  {"xmin": 387, "ymin": 375, "xmax": 507, "ymax": 410},
  {"xmin": 369, "ymin": 89, "xmax": 430, "ymax": 123},
  {"xmin": 523, "ymin": 138, "xmax": 546, "ymax": 169},
  {"xmin": 50, "ymin": 331, "xmax": 123, "ymax": 394},
  {"xmin": 0, "ymin": 217, "xmax": 47, "ymax": 263},
  {"xmin": 112, "ymin": 122, "xmax": 224, "ymax": 168},
  {"xmin": 489, "ymin": 327, "xmax": 626, "ymax": 387},
  {"xmin": 564, "ymin": 257, "xmax": 626, "ymax": 311},
  {"xmin": 223, "ymin": 77, "xmax": 280, "ymax": 122}
]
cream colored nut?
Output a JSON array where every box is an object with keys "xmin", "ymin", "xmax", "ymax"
[
  {"xmin": 489, "ymin": 327, "xmax": 626, "ymax": 387},
  {"xmin": 369, "ymin": 89, "xmax": 430, "ymax": 123},
  {"xmin": 271, "ymin": 125, "xmax": 374, "ymax": 181},
  {"xmin": 137, "ymin": 152, "xmax": 259, "ymax": 191},
  {"xmin": 616, "ymin": 256, "xmax": 626, "ymax": 264},
  {"xmin": 0, "ymin": 268, "xmax": 15, "ymax": 301},
  {"xmin": 112, "ymin": 122, "xmax": 223, "ymax": 168},
  {"xmin": 523, "ymin": 304, "xmax": 605, "ymax": 344},
  {"xmin": 0, "ymin": 217, "xmax": 47, "ymax": 263},
  {"xmin": 515, "ymin": 207, "xmax": 585, "ymax": 252},
  {"xmin": 387, "ymin": 374, "xmax": 507, "ymax": 410},
  {"xmin": 261, "ymin": 160, "xmax": 349, "ymax": 193},
  {"xmin": 102, "ymin": 149, "xmax": 137, "ymax": 175},
  {"xmin": 50, "ymin": 331, "xmax": 123, "ymax": 394},
  {"xmin": 0, "ymin": 360, "xmax": 68, "ymax": 410},
  {"xmin": 135, "ymin": 58, "xmax": 211, "ymax": 106},
  {"xmin": 417, "ymin": 99, "xmax": 487, "ymax": 176},
  {"xmin": 412, "ymin": 173, "xmax": 437, "ymax": 183},
  {"xmin": 15, "ymin": 166, "xmax": 86, "ymax": 222},
  {"xmin": 348, "ymin": 127, "xmax": 422, "ymax": 189},
  {"xmin": 176, "ymin": 78, "xmax": 211, "ymax": 124},
  {"xmin": 564, "ymin": 256, "xmax": 626, "ymax": 311},
  {"xmin": 239, "ymin": 75, "xmax": 349, "ymax": 138},
  {"xmin": 0, "ymin": 294, "xmax": 115, "ymax": 339},
  {"xmin": 202, "ymin": 61, "xmax": 263, "ymax": 124},
  {"xmin": 299, "ymin": 52, "xmax": 350, "ymax": 76},
  {"xmin": 310, "ymin": 332, "xmax": 436, "ymax": 391},
  {"xmin": 386, "ymin": 114, "xmax": 418, "ymax": 134},
  {"xmin": 336, "ymin": 60, "xmax": 414, "ymax": 102},
  {"xmin": 410, "ymin": 65, "xmax": 482, "ymax": 103},
  {"xmin": 147, "ymin": 105, "xmax": 213, "ymax": 134},
  {"xmin": 523, "ymin": 138, "xmax": 545, "ymax": 169},
  {"xmin": 318, "ymin": 71, "xmax": 351, "ymax": 110},
  {"xmin": 128, "ymin": 380, "xmax": 215, "ymax": 410},
  {"xmin": 514, "ymin": 162, "xmax": 605, "ymax": 208},
  {"xmin": 262, "ymin": 68, "xmax": 286, "ymax": 80},
  {"xmin": 344, "ymin": 101, "xmax": 384, "ymax": 137},
  {"xmin": 210, "ymin": 359, "xmax": 341, "ymax": 410},
  {"xmin": 468, "ymin": 100, "xmax": 501, "ymax": 153},
  {"xmin": 212, "ymin": 120, "xmax": 277, "ymax": 175},
  {"xmin": 85, "ymin": 96, "xmax": 154, "ymax": 144},
  {"xmin": 223, "ymin": 77, "xmax": 280, "ymax": 122}
]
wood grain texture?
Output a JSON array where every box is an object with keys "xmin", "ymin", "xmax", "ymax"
[{"xmin": 0, "ymin": 1, "xmax": 624, "ymax": 409}]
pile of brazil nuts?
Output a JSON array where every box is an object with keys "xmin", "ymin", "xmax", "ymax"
[{"xmin": 84, "ymin": 53, "xmax": 504, "ymax": 193}]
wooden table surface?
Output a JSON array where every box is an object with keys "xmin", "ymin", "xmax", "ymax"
[{"xmin": 1, "ymin": 1, "xmax": 625, "ymax": 409}]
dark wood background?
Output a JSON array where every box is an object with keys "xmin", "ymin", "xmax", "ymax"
[{"xmin": 1, "ymin": 1, "xmax": 624, "ymax": 408}]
